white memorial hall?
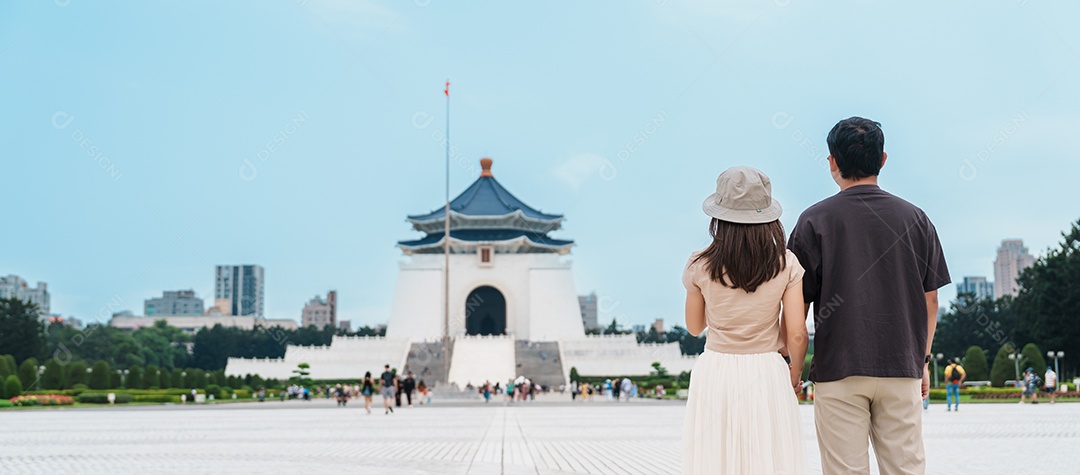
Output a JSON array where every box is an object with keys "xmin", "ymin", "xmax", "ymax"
[{"xmin": 226, "ymin": 159, "xmax": 694, "ymax": 387}]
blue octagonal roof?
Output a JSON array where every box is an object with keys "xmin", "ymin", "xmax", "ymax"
[{"xmin": 407, "ymin": 159, "xmax": 562, "ymax": 224}]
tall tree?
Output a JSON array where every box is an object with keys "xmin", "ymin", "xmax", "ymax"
[
  {"xmin": 1012, "ymin": 218, "xmax": 1080, "ymax": 375},
  {"xmin": 191, "ymin": 324, "xmax": 240, "ymax": 370},
  {"xmin": 0, "ymin": 298, "xmax": 45, "ymax": 363},
  {"xmin": 931, "ymin": 294, "xmax": 1018, "ymax": 360}
]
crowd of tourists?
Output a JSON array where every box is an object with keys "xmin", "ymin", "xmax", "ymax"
[{"xmin": 568, "ymin": 378, "xmax": 642, "ymax": 401}]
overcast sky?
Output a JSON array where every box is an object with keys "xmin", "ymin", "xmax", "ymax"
[{"xmin": 4, "ymin": 1, "xmax": 1078, "ymax": 327}]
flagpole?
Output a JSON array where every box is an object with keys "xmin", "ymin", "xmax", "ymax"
[{"xmin": 443, "ymin": 79, "xmax": 451, "ymax": 383}]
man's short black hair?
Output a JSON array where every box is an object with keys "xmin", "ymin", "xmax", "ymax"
[{"xmin": 827, "ymin": 117, "xmax": 885, "ymax": 180}]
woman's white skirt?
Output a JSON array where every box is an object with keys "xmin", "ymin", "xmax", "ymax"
[{"xmin": 682, "ymin": 350, "xmax": 806, "ymax": 475}]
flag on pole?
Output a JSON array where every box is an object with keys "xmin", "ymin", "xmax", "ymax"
[{"xmin": 444, "ymin": 80, "xmax": 450, "ymax": 96}]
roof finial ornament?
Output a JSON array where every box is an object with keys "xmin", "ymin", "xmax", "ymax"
[{"xmin": 480, "ymin": 157, "xmax": 493, "ymax": 177}]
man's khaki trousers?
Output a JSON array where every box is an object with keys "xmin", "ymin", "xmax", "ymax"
[{"xmin": 814, "ymin": 376, "xmax": 925, "ymax": 475}]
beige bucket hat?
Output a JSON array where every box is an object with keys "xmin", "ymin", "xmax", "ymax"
[{"xmin": 701, "ymin": 166, "xmax": 782, "ymax": 224}]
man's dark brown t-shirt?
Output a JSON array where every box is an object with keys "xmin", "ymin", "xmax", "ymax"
[{"xmin": 788, "ymin": 185, "xmax": 950, "ymax": 383}]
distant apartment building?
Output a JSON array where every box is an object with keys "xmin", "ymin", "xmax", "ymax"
[
  {"xmin": 0, "ymin": 274, "xmax": 50, "ymax": 317},
  {"xmin": 214, "ymin": 265, "xmax": 264, "ymax": 317},
  {"xmin": 956, "ymin": 276, "xmax": 994, "ymax": 301},
  {"xmin": 578, "ymin": 292, "xmax": 598, "ymax": 330},
  {"xmin": 652, "ymin": 318, "xmax": 665, "ymax": 334},
  {"xmin": 993, "ymin": 239, "xmax": 1036, "ymax": 299},
  {"xmin": 338, "ymin": 320, "xmax": 351, "ymax": 333},
  {"xmin": 301, "ymin": 290, "xmax": 337, "ymax": 329},
  {"xmin": 144, "ymin": 290, "xmax": 204, "ymax": 316}
]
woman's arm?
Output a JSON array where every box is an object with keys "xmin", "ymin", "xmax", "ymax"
[
  {"xmin": 685, "ymin": 289, "xmax": 706, "ymax": 336},
  {"xmin": 781, "ymin": 279, "xmax": 808, "ymax": 393}
]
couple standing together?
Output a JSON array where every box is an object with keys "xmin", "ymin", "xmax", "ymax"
[{"xmin": 682, "ymin": 117, "xmax": 950, "ymax": 475}]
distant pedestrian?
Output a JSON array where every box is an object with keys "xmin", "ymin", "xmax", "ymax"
[
  {"xmin": 945, "ymin": 358, "xmax": 966, "ymax": 411},
  {"xmin": 403, "ymin": 372, "xmax": 417, "ymax": 407},
  {"xmin": 362, "ymin": 372, "xmax": 375, "ymax": 414},
  {"xmin": 1044, "ymin": 367, "xmax": 1058, "ymax": 404},
  {"xmin": 380, "ymin": 364, "xmax": 395, "ymax": 414},
  {"xmin": 1021, "ymin": 368, "xmax": 1041, "ymax": 404},
  {"xmin": 620, "ymin": 378, "xmax": 633, "ymax": 401},
  {"xmin": 394, "ymin": 371, "xmax": 403, "ymax": 407},
  {"xmin": 417, "ymin": 380, "xmax": 428, "ymax": 405}
]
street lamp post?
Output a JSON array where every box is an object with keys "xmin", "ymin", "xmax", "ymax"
[
  {"xmin": 38, "ymin": 365, "xmax": 45, "ymax": 390},
  {"xmin": 1008, "ymin": 353, "xmax": 1021, "ymax": 387},
  {"xmin": 933, "ymin": 353, "xmax": 944, "ymax": 388}
]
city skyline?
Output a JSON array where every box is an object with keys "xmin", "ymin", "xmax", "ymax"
[{"xmin": 5, "ymin": 1, "xmax": 1079, "ymax": 326}]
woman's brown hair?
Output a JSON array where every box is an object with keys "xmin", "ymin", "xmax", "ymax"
[{"xmin": 693, "ymin": 218, "xmax": 787, "ymax": 293}]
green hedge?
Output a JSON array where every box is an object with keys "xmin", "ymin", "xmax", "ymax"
[
  {"xmin": 77, "ymin": 393, "xmax": 134, "ymax": 404},
  {"xmin": 19, "ymin": 387, "xmax": 258, "ymax": 405},
  {"xmin": 132, "ymin": 394, "xmax": 180, "ymax": 403},
  {"xmin": 0, "ymin": 400, "xmax": 12, "ymax": 408}
]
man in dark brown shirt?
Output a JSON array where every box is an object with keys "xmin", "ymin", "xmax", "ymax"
[{"xmin": 788, "ymin": 117, "xmax": 950, "ymax": 475}]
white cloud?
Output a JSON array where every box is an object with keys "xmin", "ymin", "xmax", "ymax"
[{"xmin": 553, "ymin": 153, "xmax": 606, "ymax": 190}]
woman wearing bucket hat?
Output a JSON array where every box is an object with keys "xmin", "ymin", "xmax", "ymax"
[{"xmin": 681, "ymin": 166, "xmax": 808, "ymax": 475}]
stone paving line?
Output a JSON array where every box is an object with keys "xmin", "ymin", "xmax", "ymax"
[{"xmin": 1, "ymin": 398, "xmax": 1079, "ymax": 474}]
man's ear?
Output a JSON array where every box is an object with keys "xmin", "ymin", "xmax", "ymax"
[
  {"xmin": 880, "ymin": 152, "xmax": 888, "ymax": 170},
  {"xmin": 827, "ymin": 155, "xmax": 839, "ymax": 172}
]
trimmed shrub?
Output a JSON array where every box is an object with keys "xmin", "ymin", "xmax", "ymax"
[
  {"xmin": 1019, "ymin": 343, "xmax": 1047, "ymax": 378},
  {"xmin": 77, "ymin": 393, "xmax": 133, "ymax": 404},
  {"xmin": 989, "ymin": 343, "xmax": 1017, "ymax": 387},
  {"xmin": 0, "ymin": 399, "xmax": 12, "ymax": 408},
  {"xmin": 3, "ymin": 374, "xmax": 24, "ymax": 399},
  {"xmin": 41, "ymin": 359, "xmax": 65, "ymax": 390},
  {"xmin": 0, "ymin": 354, "xmax": 16, "ymax": 379},
  {"xmin": 89, "ymin": 361, "xmax": 111, "ymax": 390},
  {"xmin": 144, "ymin": 365, "xmax": 160, "ymax": 389},
  {"xmin": 169, "ymin": 368, "xmax": 184, "ymax": 389},
  {"xmin": 962, "ymin": 346, "xmax": 989, "ymax": 382},
  {"xmin": 65, "ymin": 361, "xmax": 89, "ymax": 389},
  {"xmin": 127, "ymin": 366, "xmax": 144, "ymax": 390},
  {"xmin": 17, "ymin": 358, "xmax": 39, "ymax": 391},
  {"xmin": 205, "ymin": 384, "xmax": 221, "ymax": 398}
]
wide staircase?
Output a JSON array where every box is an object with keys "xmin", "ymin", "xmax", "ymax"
[
  {"xmin": 405, "ymin": 340, "xmax": 453, "ymax": 387},
  {"xmin": 515, "ymin": 341, "xmax": 566, "ymax": 389},
  {"xmin": 447, "ymin": 336, "xmax": 516, "ymax": 388}
]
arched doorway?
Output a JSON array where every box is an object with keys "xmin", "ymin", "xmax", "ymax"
[{"xmin": 465, "ymin": 286, "xmax": 506, "ymax": 336}]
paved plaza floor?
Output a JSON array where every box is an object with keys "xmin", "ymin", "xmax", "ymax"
[{"xmin": 2, "ymin": 397, "xmax": 1078, "ymax": 474}]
